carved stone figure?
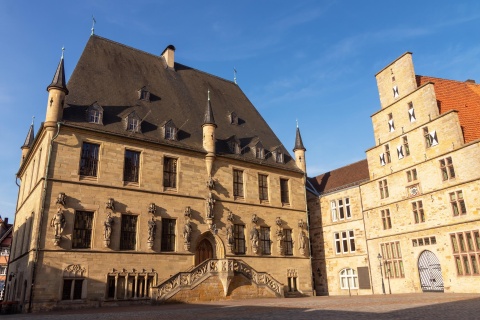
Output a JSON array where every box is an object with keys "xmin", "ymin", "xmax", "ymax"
[
  {"xmin": 104, "ymin": 212, "xmax": 114, "ymax": 241},
  {"xmin": 299, "ymin": 230, "xmax": 306, "ymax": 250},
  {"xmin": 106, "ymin": 198, "xmax": 115, "ymax": 211},
  {"xmin": 183, "ymin": 220, "xmax": 192, "ymax": 243},
  {"xmin": 206, "ymin": 192, "xmax": 215, "ymax": 219},
  {"xmin": 148, "ymin": 203, "xmax": 156, "ymax": 214},
  {"xmin": 276, "ymin": 228, "xmax": 285, "ymax": 255},
  {"xmin": 226, "ymin": 224, "xmax": 234, "ymax": 246},
  {"xmin": 148, "ymin": 217, "xmax": 156, "ymax": 242},
  {"xmin": 250, "ymin": 227, "xmax": 259, "ymax": 254},
  {"xmin": 51, "ymin": 207, "xmax": 66, "ymax": 238},
  {"xmin": 56, "ymin": 192, "xmax": 66, "ymax": 206},
  {"xmin": 206, "ymin": 176, "xmax": 215, "ymax": 190}
]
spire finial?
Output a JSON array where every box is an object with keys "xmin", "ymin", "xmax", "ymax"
[
  {"xmin": 208, "ymin": 89, "xmax": 210, "ymax": 101},
  {"xmin": 91, "ymin": 15, "xmax": 96, "ymax": 36},
  {"xmin": 296, "ymin": 119, "xmax": 298, "ymax": 128},
  {"xmin": 31, "ymin": 116, "xmax": 35, "ymax": 126},
  {"xmin": 234, "ymin": 67, "xmax": 237, "ymax": 84},
  {"xmin": 61, "ymin": 46, "xmax": 65, "ymax": 59}
]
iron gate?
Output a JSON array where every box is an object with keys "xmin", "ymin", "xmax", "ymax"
[{"xmin": 418, "ymin": 250, "xmax": 444, "ymax": 292}]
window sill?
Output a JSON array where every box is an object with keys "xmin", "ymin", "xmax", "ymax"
[
  {"xmin": 79, "ymin": 175, "xmax": 98, "ymax": 182},
  {"xmin": 123, "ymin": 181, "xmax": 139, "ymax": 187},
  {"xmin": 163, "ymin": 187, "xmax": 177, "ymax": 193},
  {"xmin": 259, "ymin": 200, "xmax": 270, "ymax": 205},
  {"xmin": 234, "ymin": 196, "xmax": 245, "ymax": 201},
  {"xmin": 281, "ymin": 202, "xmax": 291, "ymax": 207}
]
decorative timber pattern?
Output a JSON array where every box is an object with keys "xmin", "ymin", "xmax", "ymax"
[{"xmin": 152, "ymin": 258, "xmax": 284, "ymax": 302}]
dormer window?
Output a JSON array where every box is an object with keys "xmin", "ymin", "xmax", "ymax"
[
  {"xmin": 87, "ymin": 102, "xmax": 103, "ymax": 124},
  {"xmin": 138, "ymin": 86, "xmax": 150, "ymax": 101},
  {"xmin": 272, "ymin": 148, "xmax": 284, "ymax": 164},
  {"xmin": 254, "ymin": 142, "xmax": 265, "ymax": 159},
  {"xmin": 229, "ymin": 112, "xmax": 238, "ymax": 125},
  {"xmin": 163, "ymin": 120, "xmax": 177, "ymax": 141},
  {"xmin": 228, "ymin": 136, "xmax": 241, "ymax": 154},
  {"xmin": 124, "ymin": 111, "xmax": 141, "ymax": 133}
]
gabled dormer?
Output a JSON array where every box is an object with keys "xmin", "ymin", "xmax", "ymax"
[
  {"xmin": 272, "ymin": 147, "xmax": 284, "ymax": 164},
  {"xmin": 86, "ymin": 102, "xmax": 104, "ymax": 124},
  {"xmin": 162, "ymin": 119, "xmax": 177, "ymax": 141},
  {"xmin": 124, "ymin": 111, "xmax": 141, "ymax": 133},
  {"xmin": 227, "ymin": 135, "xmax": 241, "ymax": 154},
  {"xmin": 253, "ymin": 141, "xmax": 265, "ymax": 159},
  {"xmin": 229, "ymin": 111, "xmax": 238, "ymax": 125},
  {"xmin": 137, "ymin": 86, "xmax": 150, "ymax": 102}
]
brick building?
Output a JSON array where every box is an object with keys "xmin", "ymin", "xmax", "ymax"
[
  {"xmin": 308, "ymin": 52, "xmax": 480, "ymax": 296},
  {"xmin": 8, "ymin": 35, "xmax": 312, "ymax": 312}
]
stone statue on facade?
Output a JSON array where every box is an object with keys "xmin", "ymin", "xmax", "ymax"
[
  {"xmin": 250, "ymin": 227, "xmax": 259, "ymax": 254},
  {"xmin": 206, "ymin": 192, "xmax": 215, "ymax": 230},
  {"xmin": 184, "ymin": 206, "xmax": 193, "ymax": 250},
  {"xmin": 51, "ymin": 207, "xmax": 66, "ymax": 246},
  {"xmin": 147, "ymin": 217, "xmax": 156, "ymax": 249},
  {"xmin": 103, "ymin": 212, "xmax": 114, "ymax": 247}
]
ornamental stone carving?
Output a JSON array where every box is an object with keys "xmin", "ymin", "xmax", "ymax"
[
  {"xmin": 298, "ymin": 219, "xmax": 307, "ymax": 256},
  {"xmin": 50, "ymin": 207, "xmax": 66, "ymax": 246},
  {"xmin": 147, "ymin": 217, "xmax": 156, "ymax": 249},
  {"xmin": 250, "ymin": 227, "xmax": 260, "ymax": 254},
  {"xmin": 148, "ymin": 203, "xmax": 157, "ymax": 214},
  {"xmin": 103, "ymin": 212, "xmax": 114, "ymax": 248},
  {"xmin": 56, "ymin": 192, "xmax": 66, "ymax": 206},
  {"xmin": 275, "ymin": 217, "xmax": 284, "ymax": 255},
  {"xmin": 205, "ymin": 192, "xmax": 215, "ymax": 230},
  {"xmin": 106, "ymin": 198, "xmax": 115, "ymax": 211},
  {"xmin": 226, "ymin": 210, "xmax": 234, "ymax": 253}
]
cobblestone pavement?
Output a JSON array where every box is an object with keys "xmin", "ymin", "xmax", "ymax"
[{"xmin": 4, "ymin": 293, "xmax": 480, "ymax": 320}]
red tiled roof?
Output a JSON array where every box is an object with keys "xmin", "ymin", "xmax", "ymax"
[
  {"xmin": 308, "ymin": 159, "xmax": 369, "ymax": 194},
  {"xmin": 416, "ymin": 76, "xmax": 480, "ymax": 143}
]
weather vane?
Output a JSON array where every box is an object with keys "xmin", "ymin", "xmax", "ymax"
[
  {"xmin": 91, "ymin": 15, "xmax": 96, "ymax": 36},
  {"xmin": 296, "ymin": 119, "xmax": 299, "ymax": 128},
  {"xmin": 233, "ymin": 67, "xmax": 237, "ymax": 84},
  {"xmin": 61, "ymin": 46, "xmax": 65, "ymax": 59}
]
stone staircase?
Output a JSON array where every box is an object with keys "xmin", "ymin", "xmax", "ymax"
[{"xmin": 151, "ymin": 259, "xmax": 284, "ymax": 302}]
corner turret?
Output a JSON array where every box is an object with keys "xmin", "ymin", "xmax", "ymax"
[
  {"xmin": 20, "ymin": 120, "xmax": 34, "ymax": 164},
  {"xmin": 45, "ymin": 49, "xmax": 68, "ymax": 130},
  {"xmin": 293, "ymin": 124, "xmax": 307, "ymax": 173},
  {"xmin": 202, "ymin": 90, "xmax": 217, "ymax": 177}
]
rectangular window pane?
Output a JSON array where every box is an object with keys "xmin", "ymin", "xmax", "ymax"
[
  {"xmin": 284, "ymin": 229, "xmax": 293, "ymax": 256},
  {"xmin": 124, "ymin": 150, "xmax": 140, "ymax": 182},
  {"xmin": 234, "ymin": 224, "xmax": 245, "ymax": 254},
  {"xmin": 73, "ymin": 279, "xmax": 83, "ymax": 300},
  {"xmin": 258, "ymin": 174, "xmax": 268, "ymax": 201},
  {"xmin": 280, "ymin": 179, "xmax": 289, "ymax": 204},
  {"xmin": 79, "ymin": 142, "xmax": 100, "ymax": 176},
  {"xmin": 120, "ymin": 215, "xmax": 137, "ymax": 250},
  {"xmin": 161, "ymin": 219, "xmax": 176, "ymax": 252},
  {"xmin": 163, "ymin": 157, "xmax": 177, "ymax": 188},
  {"xmin": 72, "ymin": 211, "xmax": 94, "ymax": 249},
  {"xmin": 62, "ymin": 279, "xmax": 73, "ymax": 300},
  {"xmin": 260, "ymin": 227, "xmax": 271, "ymax": 255},
  {"xmin": 233, "ymin": 170, "xmax": 244, "ymax": 198}
]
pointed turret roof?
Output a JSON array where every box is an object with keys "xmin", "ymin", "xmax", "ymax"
[
  {"xmin": 293, "ymin": 126, "xmax": 306, "ymax": 152},
  {"xmin": 47, "ymin": 54, "xmax": 69, "ymax": 94},
  {"xmin": 203, "ymin": 90, "xmax": 216, "ymax": 126},
  {"xmin": 21, "ymin": 122, "xmax": 34, "ymax": 149}
]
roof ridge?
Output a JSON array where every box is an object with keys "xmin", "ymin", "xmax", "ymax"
[{"xmin": 417, "ymin": 74, "xmax": 480, "ymax": 86}]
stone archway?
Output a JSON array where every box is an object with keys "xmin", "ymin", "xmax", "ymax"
[
  {"xmin": 194, "ymin": 232, "xmax": 226, "ymax": 265},
  {"xmin": 418, "ymin": 250, "xmax": 444, "ymax": 292},
  {"xmin": 196, "ymin": 238, "xmax": 213, "ymax": 265}
]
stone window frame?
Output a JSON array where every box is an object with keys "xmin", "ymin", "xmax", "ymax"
[
  {"xmin": 380, "ymin": 241, "xmax": 405, "ymax": 278},
  {"xmin": 106, "ymin": 271, "xmax": 156, "ymax": 300},
  {"xmin": 440, "ymin": 157, "xmax": 456, "ymax": 181},
  {"xmin": 120, "ymin": 214, "xmax": 138, "ymax": 251},
  {"xmin": 412, "ymin": 236, "xmax": 436, "ymax": 247},
  {"xmin": 406, "ymin": 168, "xmax": 417, "ymax": 183},
  {"xmin": 381, "ymin": 209, "xmax": 392, "ymax": 230},
  {"xmin": 163, "ymin": 156, "xmax": 178, "ymax": 190},
  {"xmin": 72, "ymin": 210, "xmax": 94, "ymax": 249},
  {"xmin": 402, "ymin": 136, "xmax": 410, "ymax": 156},
  {"xmin": 280, "ymin": 178, "xmax": 290, "ymax": 205},
  {"xmin": 260, "ymin": 226, "xmax": 271, "ymax": 255},
  {"xmin": 379, "ymin": 179, "xmax": 389, "ymax": 199},
  {"xmin": 450, "ymin": 190, "xmax": 466, "ymax": 216},
  {"xmin": 62, "ymin": 264, "xmax": 87, "ymax": 301},
  {"xmin": 339, "ymin": 268, "xmax": 358, "ymax": 290},
  {"xmin": 233, "ymin": 224, "xmax": 246, "ymax": 254},
  {"xmin": 161, "ymin": 218, "xmax": 176, "ymax": 252},
  {"xmin": 86, "ymin": 102, "xmax": 104, "ymax": 125},
  {"xmin": 334, "ymin": 230, "xmax": 355, "ymax": 254},
  {"xmin": 450, "ymin": 230, "xmax": 480, "ymax": 276},
  {"xmin": 384, "ymin": 144, "xmax": 391, "ymax": 164},
  {"xmin": 284, "ymin": 229, "xmax": 293, "ymax": 256},
  {"xmin": 258, "ymin": 173, "xmax": 269, "ymax": 202},
  {"xmin": 412, "ymin": 200, "xmax": 425, "ymax": 224},
  {"xmin": 233, "ymin": 168, "xmax": 244, "ymax": 200},
  {"xmin": 331, "ymin": 198, "xmax": 351, "ymax": 222},
  {"xmin": 123, "ymin": 149, "xmax": 141, "ymax": 184},
  {"xmin": 79, "ymin": 141, "xmax": 101, "ymax": 178}
]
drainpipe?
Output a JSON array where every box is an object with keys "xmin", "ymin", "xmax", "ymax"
[
  {"xmin": 28, "ymin": 122, "xmax": 62, "ymax": 313},
  {"xmin": 302, "ymin": 172, "xmax": 315, "ymax": 296}
]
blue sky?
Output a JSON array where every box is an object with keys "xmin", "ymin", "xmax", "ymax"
[{"xmin": 1, "ymin": 1, "xmax": 479, "ymax": 221}]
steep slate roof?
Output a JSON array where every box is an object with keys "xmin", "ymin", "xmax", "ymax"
[
  {"xmin": 308, "ymin": 159, "xmax": 369, "ymax": 194},
  {"xmin": 416, "ymin": 75, "xmax": 480, "ymax": 143},
  {"xmin": 47, "ymin": 56, "xmax": 68, "ymax": 94},
  {"xmin": 21, "ymin": 123, "xmax": 34, "ymax": 149},
  {"xmin": 63, "ymin": 36, "xmax": 298, "ymax": 171},
  {"xmin": 293, "ymin": 127, "xmax": 306, "ymax": 151}
]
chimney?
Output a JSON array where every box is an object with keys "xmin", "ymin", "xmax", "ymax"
[
  {"xmin": 161, "ymin": 45, "xmax": 176, "ymax": 69},
  {"xmin": 465, "ymin": 79, "xmax": 476, "ymax": 83}
]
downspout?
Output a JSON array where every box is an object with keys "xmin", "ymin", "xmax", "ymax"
[
  {"xmin": 303, "ymin": 172, "xmax": 314, "ymax": 296},
  {"xmin": 28, "ymin": 122, "xmax": 62, "ymax": 313}
]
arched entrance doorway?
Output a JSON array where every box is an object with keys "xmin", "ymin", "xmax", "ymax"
[
  {"xmin": 196, "ymin": 238, "xmax": 214, "ymax": 265},
  {"xmin": 418, "ymin": 250, "xmax": 444, "ymax": 292}
]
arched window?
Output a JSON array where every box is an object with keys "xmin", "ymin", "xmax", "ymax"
[{"xmin": 339, "ymin": 268, "xmax": 358, "ymax": 289}]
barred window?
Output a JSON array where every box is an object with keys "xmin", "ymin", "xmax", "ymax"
[
  {"xmin": 412, "ymin": 200, "xmax": 425, "ymax": 223},
  {"xmin": 381, "ymin": 209, "xmax": 392, "ymax": 230},
  {"xmin": 79, "ymin": 142, "xmax": 100, "ymax": 177},
  {"xmin": 163, "ymin": 157, "xmax": 177, "ymax": 189},
  {"xmin": 233, "ymin": 169, "xmax": 244, "ymax": 199},
  {"xmin": 124, "ymin": 150, "xmax": 140, "ymax": 183},
  {"xmin": 72, "ymin": 211, "xmax": 94, "ymax": 249},
  {"xmin": 440, "ymin": 157, "xmax": 455, "ymax": 181},
  {"xmin": 120, "ymin": 215, "xmax": 137, "ymax": 250},
  {"xmin": 234, "ymin": 224, "xmax": 245, "ymax": 254},
  {"xmin": 380, "ymin": 241, "xmax": 405, "ymax": 278},
  {"xmin": 260, "ymin": 227, "xmax": 271, "ymax": 255},
  {"xmin": 161, "ymin": 219, "xmax": 176, "ymax": 252},
  {"xmin": 450, "ymin": 190, "xmax": 466, "ymax": 216},
  {"xmin": 284, "ymin": 229, "xmax": 293, "ymax": 256},
  {"xmin": 258, "ymin": 174, "xmax": 269, "ymax": 201},
  {"xmin": 379, "ymin": 179, "xmax": 389, "ymax": 199},
  {"xmin": 280, "ymin": 179, "xmax": 289, "ymax": 204},
  {"xmin": 451, "ymin": 231, "xmax": 480, "ymax": 276}
]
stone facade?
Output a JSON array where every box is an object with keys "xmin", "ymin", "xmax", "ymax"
[
  {"xmin": 7, "ymin": 36, "xmax": 312, "ymax": 312},
  {"xmin": 309, "ymin": 52, "xmax": 480, "ymax": 296}
]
